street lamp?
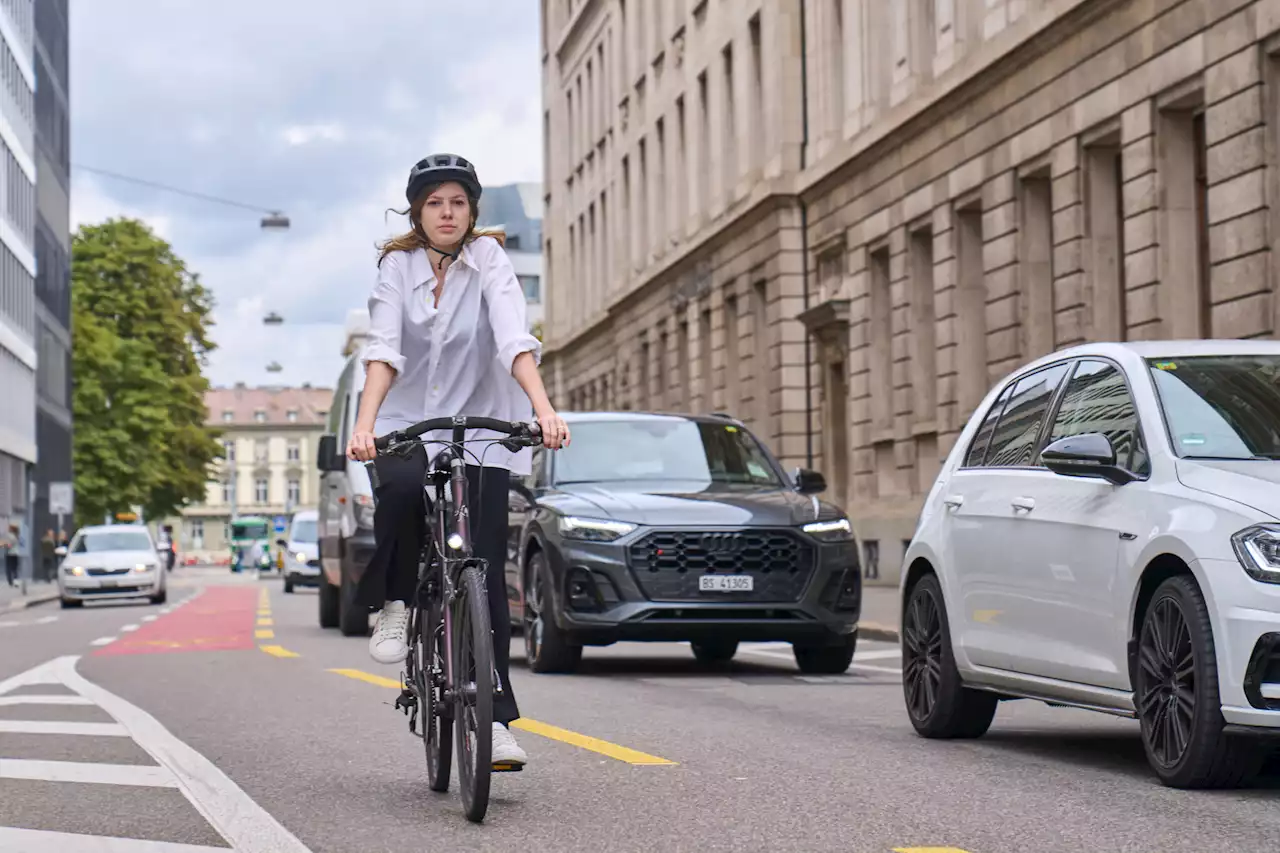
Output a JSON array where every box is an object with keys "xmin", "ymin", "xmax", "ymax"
[
  {"xmin": 266, "ymin": 361, "xmax": 283, "ymax": 373},
  {"xmin": 263, "ymin": 312, "xmax": 284, "ymax": 325}
]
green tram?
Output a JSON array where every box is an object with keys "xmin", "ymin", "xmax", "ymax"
[{"xmin": 228, "ymin": 516, "xmax": 273, "ymax": 573}]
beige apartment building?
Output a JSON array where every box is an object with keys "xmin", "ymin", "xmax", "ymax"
[
  {"xmin": 541, "ymin": 0, "xmax": 1280, "ymax": 585},
  {"xmin": 163, "ymin": 384, "xmax": 332, "ymax": 562}
]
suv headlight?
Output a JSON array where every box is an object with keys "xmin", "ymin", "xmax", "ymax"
[
  {"xmin": 354, "ymin": 494, "xmax": 376, "ymax": 529},
  {"xmin": 558, "ymin": 516, "xmax": 636, "ymax": 542},
  {"xmin": 802, "ymin": 517, "xmax": 854, "ymax": 542},
  {"xmin": 1231, "ymin": 523, "xmax": 1280, "ymax": 584}
]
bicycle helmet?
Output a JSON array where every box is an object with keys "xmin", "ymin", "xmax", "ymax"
[{"xmin": 406, "ymin": 153, "xmax": 482, "ymax": 205}]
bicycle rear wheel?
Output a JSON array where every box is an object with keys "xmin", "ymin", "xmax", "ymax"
[
  {"xmin": 420, "ymin": 593, "xmax": 452, "ymax": 792},
  {"xmin": 454, "ymin": 564, "xmax": 493, "ymax": 823}
]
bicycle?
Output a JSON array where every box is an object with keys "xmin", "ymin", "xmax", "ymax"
[{"xmin": 366, "ymin": 414, "xmax": 542, "ymax": 823}]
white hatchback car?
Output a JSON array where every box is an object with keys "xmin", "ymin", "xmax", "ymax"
[
  {"xmin": 58, "ymin": 524, "xmax": 168, "ymax": 608},
  {"xmin": 902, "ymin": 340, "xmax": 1280, "ymax": 789}
]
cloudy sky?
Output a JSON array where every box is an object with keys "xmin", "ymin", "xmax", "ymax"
[{"xmin": 69, "ymin": 0, "xmax": 543, "ymax": 389}]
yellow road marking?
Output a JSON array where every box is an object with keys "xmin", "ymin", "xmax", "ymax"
[
  {"xmin": 894, "ymin": 848, "xmax": 974, "ymax": 852},
  {"xmin": 329, "ymin": 668, "xmax": 402, "ymax": 689},
  {"xmin": 257, "ymin": 618, "xmax": 274, "ymax": 626},
  {"xmin": 254, "ymin": 629, "xmax": 275, "ymax": 639},
  {"xmin": 510, "ymin": 718, "xmax": 677, "ymax": 766},
  {"xmin": 260, "ymin": 645, "xmax": 300, "ymax": 658},
  {"xmin": 329, "ymin": 668, "xmax": 675, "ymax": 765},
  {"xmin": 257, "ymin": 609, "xmax": 272, "ymax": 617}
]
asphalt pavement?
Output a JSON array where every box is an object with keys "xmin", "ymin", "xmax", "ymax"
[{"xmin": 1, "ymin": 566, "xmax": 1278, "ymax": 852}]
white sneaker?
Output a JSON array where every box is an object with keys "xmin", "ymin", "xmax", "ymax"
[
  {"xmin": 491, "ymin": 722, "xmax": 528, "ymax": 767},
  {"xmin": 369, "ymin": 601, "xmax": 410, "ymax": 665}
]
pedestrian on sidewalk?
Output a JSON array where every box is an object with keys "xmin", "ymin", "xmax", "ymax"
[{"xmin": 2, "ymin": 523, "xmax": 18, "ymax": 587}]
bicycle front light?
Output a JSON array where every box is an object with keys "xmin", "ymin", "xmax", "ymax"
[
  {"xmin": 558, "ymin": 516, "xmax": 636, "ymax": 542},
  {"xmin": 802, "ymin": 517, "xmax": 854, "ymax": 542},
  {"xmin": 1232, "ymin": 523, "xmax": 1280, "ymax": 585},
  {"xmin": 447, "ymin": 533, "xmax": 465, "ymax": 551}
]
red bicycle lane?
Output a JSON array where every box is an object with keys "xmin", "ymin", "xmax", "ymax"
[{"xmin": 92, "ymin": 586, "xmax": 260, "ymax": 656}]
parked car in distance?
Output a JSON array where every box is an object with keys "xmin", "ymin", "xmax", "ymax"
[
  {"xmin": 58, "ymin": 524, "xmax": 168, "ymax": 608},
  {"xmin": 505, "ymin": 411, "xmax": 863, "ymax": 674},
  {"xmin": 901, "ymin": 340, "xmax": 1280, "ymax": 789},
  {"xmin": 279, "ymin": 509, "xmax": 320, "ymax": 594}
]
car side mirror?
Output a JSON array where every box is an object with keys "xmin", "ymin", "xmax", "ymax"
[
  {"xmin": 793, "ymin": 467, "xmax": 827, "ymax": 495},
  {"xmin": 316, "ymin": 434, "xmax": 344, "ymax": 472},
  {"xmin": 1041, "ymin": 433, "xmax": 1135, "ymax": 485},
  {"xmin": 275, "ymin": 539, "xmax": 288, "ymax": 548},
  {"xmin": 54, "ymin": 545, "xmax": 67, "ymax": 557}
]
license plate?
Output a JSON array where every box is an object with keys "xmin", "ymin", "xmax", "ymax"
[
  {"xmin": 98, "ymin": 579, "xmax": 118, "ymax": 588},
  {"xmin": 698, "ymin": 574, "xmax": 753, "ymax": 592}
]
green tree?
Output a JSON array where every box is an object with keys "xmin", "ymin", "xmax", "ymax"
[{"xmin": 71, "ymin": 218, "xmax": 222, "ymax": 527}]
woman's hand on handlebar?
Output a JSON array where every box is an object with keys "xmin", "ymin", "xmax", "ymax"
[
  {"xmin": 347, "ymin": 429, "xmax": 378, "ymax": 462},
  {"xmin": 534, "ymin": 408, "xmax": 571, "ymax": 450}
]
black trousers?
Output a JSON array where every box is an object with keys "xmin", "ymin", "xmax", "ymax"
[{"xmin": 358, "ymin": 446, "xmax": 520, "ymax": 725}]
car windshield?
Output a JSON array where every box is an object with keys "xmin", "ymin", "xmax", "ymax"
[
  {"xmin": 290, "ymin": 519, "xmax": 317, "ymax": 542},
  {"xmin": 73, "ymin": 531, "xmax": 153, "ymax": 553},
  {"xmin": 1148, "ymin": 355, "xmax": 1280, "ymax": 460},
  {"xmin": 553, "ymin": 419, "xmax": 781, "ymax": 487}
]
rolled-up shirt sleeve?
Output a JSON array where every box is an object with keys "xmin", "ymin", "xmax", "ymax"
[
  {"xmin": 362, "ymin": 255, "xmax": 407, "ymax": 376},
  {"xmin": 480, "ymin": 238, "xmax": 542, "ymax": 373}
]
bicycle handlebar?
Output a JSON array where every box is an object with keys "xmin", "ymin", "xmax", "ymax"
[{"xmin": 373, "ymin": 416, "xmax": 543, "ymax": 452}]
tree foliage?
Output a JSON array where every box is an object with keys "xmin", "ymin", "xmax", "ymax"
[{"xmin": 71, "ymin": 218, "xmax": 222, "ymax": 527}]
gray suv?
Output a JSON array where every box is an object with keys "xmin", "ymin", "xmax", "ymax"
[{"xmin": 505, "ymin": 412, "xmax": 863, "ymax": 674}]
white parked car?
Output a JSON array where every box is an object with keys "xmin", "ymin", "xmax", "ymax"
[
  {"xmin": 58, "ymin": 524, "xmax": 168, "ymax": 608},
  {"xmin": 902, "ymin": 340, "xmax": 1280, "ymax": 789}
]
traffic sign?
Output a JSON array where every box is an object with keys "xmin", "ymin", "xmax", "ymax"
[
  {"xmin": 49, "ymin": 482, "xmax": 73, "ymax": 515},
  {"xmin": 273, "ymin": 515, "xmax": 287, "ymax": 533}
]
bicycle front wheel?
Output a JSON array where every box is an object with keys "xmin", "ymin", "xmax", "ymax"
[{"xmin": 454, "ymin": 564, "xmax": 494, "ymax": 823}]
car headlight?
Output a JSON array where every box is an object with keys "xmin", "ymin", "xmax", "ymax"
[
  {"xmin": 802, "ymin": 517, "xmax": 854, "ymax": 542},
  {"xmin": 64, "ymin": 566, "xmax": 84, "ymax": 576},
  {"xmin": 133, "ymin": 563, "xmax": 157, "ymax": 573},
  {"xmin": 558, "ymin": 516, "xmax": 636, "ymax": 542},
  {"xmin": 295, "ymin": 551, "xmax": 308, "ymax": 563},
  {"xmin": 354, "ymin": 494, "xmax": 375, "ymax": 529},
  {"xmin": 1231, "ymin": 523, "xmax": 1280, "ymax": 584}
]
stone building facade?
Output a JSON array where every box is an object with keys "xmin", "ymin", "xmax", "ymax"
[{"xmin": 541, "ymin": 0, "xmax": 1280, "ymax": 586}]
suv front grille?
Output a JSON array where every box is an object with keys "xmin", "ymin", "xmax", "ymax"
[{"xmin": 627, "ymin": 529, "xmax": 815, "ymax": 602}]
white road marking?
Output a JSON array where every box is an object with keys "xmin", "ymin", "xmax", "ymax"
[
  {"xmin": 0, "ymin": 663, "xmax": 61, "ymax": 693},
  {"xmin": 142, "ymin": 615, "xmax": 158, "ymax": 622},
  {"xmin": 53, "ymin": 656, "xmax": 315, "ymax": 853},
  {"xmin": 120, "ymin": 624, "xmax": 140, "ymax": 632},
  {"xmin": 0, "ymin": 758, "xmax": 178, "ymax": 788},
  {"xmin": 0, "ymin": 620, "xmax": 19, "ymax": 627},
  {"xmin": 849, "ymin": 662, "xmax": 904, "ymax": 675},
  {"xmin": 0, "ymin": 719, "xmax": 130, "ymax": 736},
  {"xmin": 33, "ymin": 615, "xmax": 58, "ymax": 625},
  {"xmin": 0, "ymin": 695, "xmax": 93, "ymax": 706},
  {"xmin": 0, "ymin": 827, "xmax": 231, "ymax": 852},
  {"xmin": 855, "ymin": 649, "xmax": 903, "ymax": 661},
  {"xmin": 91, "ymin": 636, "xmax": 117, "ymax": 646}
]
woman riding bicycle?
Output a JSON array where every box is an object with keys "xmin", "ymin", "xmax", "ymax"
[{"xmin": 346, "ymin": 153, "xmax": 570, "ymax": 769}]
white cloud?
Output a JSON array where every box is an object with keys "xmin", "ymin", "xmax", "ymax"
[
  {"xmin": 280, "ymin": 123, "xmax": 347, "ymax": 147},
  {"xmin": 70, "ymin": 175, "xmax": 174, "ymax": 240}
]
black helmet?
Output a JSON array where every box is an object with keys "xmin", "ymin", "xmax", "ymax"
[{"xmin": 406, "ymin": 153, "xmax": 482, "ymax": 205}]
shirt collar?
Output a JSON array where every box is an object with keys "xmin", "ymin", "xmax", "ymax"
[{"xmin": 408, "ymin": 241, "xmax": 479, "ymax": 289}]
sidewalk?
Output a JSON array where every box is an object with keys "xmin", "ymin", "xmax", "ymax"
[
  {"xmin": 1, "ymin": 579, "xmax": 59, "ymax": 612},
  {"xmin": 860, "ymin": 583, "xmax": 900, "ymax": 643}
]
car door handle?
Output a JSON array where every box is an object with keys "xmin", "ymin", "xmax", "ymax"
[
  {"xmin": 1011, "ymin": 497, "xmax": 1036, "ymax": 512},
  {"xmin": 943, "ymin": 495, "xmax": 964, "ymax": 509}
]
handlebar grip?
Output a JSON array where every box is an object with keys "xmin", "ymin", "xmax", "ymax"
[
  {"xmin": 373, "ymin": 432, "xmax": 397, "ymax": 451},
  {"xmin": 364, "ymin": 461, "xmax": 381, "ymax": 490}
]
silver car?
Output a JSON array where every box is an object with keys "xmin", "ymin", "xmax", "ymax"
[
  {"xmin": 58, "ymin": 524, "xmax": 168, "ymax": 608},
  {"xmin": 280, "ymin": 509, "xmax": 320, "ymax": 594}
]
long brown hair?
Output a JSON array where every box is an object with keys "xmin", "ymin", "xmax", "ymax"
[{"xmin": 376, "ymin": 181, "xmax": 505, "ymax": 266}]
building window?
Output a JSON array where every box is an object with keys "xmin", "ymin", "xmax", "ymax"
[
  {"xmin": 254, "ymin": 410, "xmax": 266, "ymax": 423},
  {"xmin": 287, "ymin": 409, "xmax": 298, "ymax": 423},
  {"xmin": 287, "ymin": 440, "xmax": 300, "ymax": 462},
  {"xmin": 222, "ymin": 481, "xmax": 233, "ymax": 504},
  {"xmin": 254, "ymin": 440, "xmax": 268, "ymax": 463},
  {"xmin": 863, "ymin": 539, "xmax": 880, "ymax": 580},
  {"xmin": 222, "ymin": 410, "xmax": 233, "ymax": 422},
  {"xmin": 190, "ymin": 519, "xmax": 204, "ymax": 550},
  {"xmin": 255, "ymin": 478, "xmax": 269, "ymax": 504},
  {"xmin": 518, "ymin": 275, "xmax": 541, "ymax": 302},
  {"xmin": 222, "ymin": 440, "xmax": 235, "ymax": 462},
  {"xmin": 287, "ymin": 478, "xmax": 301, "ymax": 506}
]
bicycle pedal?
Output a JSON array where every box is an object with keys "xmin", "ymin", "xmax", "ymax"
[{"xmin": 492, "ymin": 762, "xmax": 524, "ymax": 773}]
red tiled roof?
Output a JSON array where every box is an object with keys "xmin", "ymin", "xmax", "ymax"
[{"xmin": 205, "ymin": 385, "xmax": 334, "ymax": 427}]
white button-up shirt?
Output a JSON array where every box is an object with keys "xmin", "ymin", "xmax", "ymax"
[{"xmin": 360, "ymin": 236, "xmax": 542, "ymax": 475}]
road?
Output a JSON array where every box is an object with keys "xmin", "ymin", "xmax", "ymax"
[{"xmin": 0, "ymin": 567, "xmax": 1277, "ymax": 853}]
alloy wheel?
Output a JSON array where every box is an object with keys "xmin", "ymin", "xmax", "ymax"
[
  {"xmin": 524, "ymin": 561, "xmax": 544, "ymax": 663},
  {"xmin": 903, "ymin": 585, "xmax": 944, "ymax": 722},
  {"xmin": 1138, "ymin": 595, "xmax": 1197, "ymax": 769}
]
